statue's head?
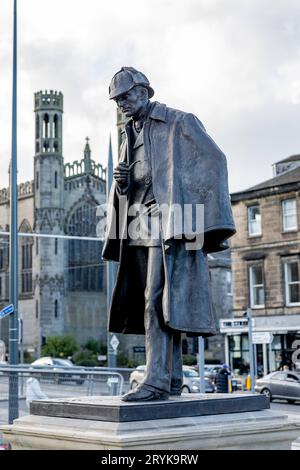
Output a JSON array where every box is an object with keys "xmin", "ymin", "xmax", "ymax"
[{"xmin": 109, "ymin": 67, "xmax": 154, "ymax": 118}]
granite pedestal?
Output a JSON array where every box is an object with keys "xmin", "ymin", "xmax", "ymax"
[{"xmin": 2, "ymin": 394, "xmax": 300, "ymax": 450}]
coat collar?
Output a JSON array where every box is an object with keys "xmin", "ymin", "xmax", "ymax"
[
  {"xmin": 148, "ymin": 101, "xmax": 167, "ymax": 122},
  {"xmin": 123, "ymin": 101, "xmax": 167, "ymax": 134}
]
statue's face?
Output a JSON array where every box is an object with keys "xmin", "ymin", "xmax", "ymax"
[{"xmin": 114, "ymin": 87, "xmax": 147, "ymax": 118}]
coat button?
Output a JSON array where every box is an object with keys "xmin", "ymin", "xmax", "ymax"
[{"xmin": 145, "ymin": 176, "xmax": 152, "ymax": 185}]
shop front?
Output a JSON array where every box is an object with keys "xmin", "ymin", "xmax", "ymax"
[{"xmin": 220, "ymin": 314, "xmax": 300, "ymax": 376}]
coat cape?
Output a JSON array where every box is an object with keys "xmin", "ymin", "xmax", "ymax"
[{"xmin": 102, "ymin": 102, "xmax": 235, "ymax": 336}]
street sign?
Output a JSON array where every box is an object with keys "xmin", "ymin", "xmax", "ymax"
[
  {"xmin": 252, "ymin": 332, "xmax": 274, "ymax": 344},
  {"xmin": 110, "ymin": 335, "xmax": 119, "ymax": 352},
  {"xmin": 97, "ymin": 355, "xmax": 107, "ymax": 361},
  {"xmin": 219, "ymin": 317, "xmax": 254, "ymax": 334},
  {"xmin": 0, "ymin": 304, "xmax": 14, "ymax": 320},
  {"xmin": 133, "ymin": 346, "xmax": 145, "ymax": 354}
]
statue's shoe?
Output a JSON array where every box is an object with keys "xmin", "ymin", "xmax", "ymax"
[
  {"xmin": 121, "ymin": 386, "xmax": 169, "ymax": 402},
  {"xmin": 170, "ymin": 378, "xmax": 183, "ymax": 396},
  {"xmin": 170, "ymin": 388, "xmax": 182, "ymax": 396}
]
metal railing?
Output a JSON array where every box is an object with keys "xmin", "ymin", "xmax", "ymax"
[{"xmin": 0, "ymin": 365, "xmax": 132, "ymax": 424}]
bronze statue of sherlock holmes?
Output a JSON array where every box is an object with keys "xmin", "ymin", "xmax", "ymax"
[{"xmin": 102, "ymin": 67, "xmax": 235, "ymax": 401}]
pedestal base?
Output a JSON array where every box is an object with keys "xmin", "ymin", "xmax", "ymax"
[
  {"xmin": 2, "ymin": 394, "xmax": 300, "ymax": 450},
  {"xmin": 292, "ymin": 437, "xmax": 300, "ymax": 450},
  {"xmin": 30, "ymin": 393, "xmax": 268, "ymax": 422}
]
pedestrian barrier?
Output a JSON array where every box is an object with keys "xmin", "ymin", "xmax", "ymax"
[{"xmin": 0, "ymin": 365, "xmax": 131, "ymax": 424}]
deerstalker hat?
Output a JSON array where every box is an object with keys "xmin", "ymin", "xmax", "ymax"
[{"xmin": 109, "ymin": 67, "xmax": 155, "ymax": 100}]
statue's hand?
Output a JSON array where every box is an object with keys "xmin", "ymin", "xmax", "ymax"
[
  {"xmin": 113, "ymin": 161, "xmax": 140, "ymax": 190},
  {"xmin": 113, "ymin": 163, "xmax": 130, "ymax": 188}
]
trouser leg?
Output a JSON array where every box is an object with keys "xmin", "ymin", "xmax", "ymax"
[
  {"xmin": 171, "ymin": 331, "xmax": 183, "ymax": 391},
  {"xmin": 143, "ymin": 246, "xmax": 173, "ymax": 393}
]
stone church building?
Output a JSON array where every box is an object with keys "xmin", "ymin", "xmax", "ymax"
[
  {"xmin": 0, "ymin": 90, "xmax": 107, "ymax": 357},
  {"xmin": 0, "ymin": 90, "xmax": 233, "ymax": 364}
]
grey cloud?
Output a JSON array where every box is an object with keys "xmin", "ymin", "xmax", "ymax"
[{"xmin": 0, "ymin": 0, "xmax": 300, "ymax": 194}]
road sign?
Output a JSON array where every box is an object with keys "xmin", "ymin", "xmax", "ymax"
[
  {"xmin": 252, "ymin": 332, "xmax": 274, "ymax": 344},
  {"xmin": 219, "ymin": 317, "xmax": 254, "ymax": 333},
  {"xmin": 0, "ymin": 304, "xmax": 14, "ymax": 320},
  {"xmin": 133, "ymin": 346, "xmax": 145, "ymax": 354},
  {"xmin": 110, "ymin": 335, "xmax": 119, "ymax": 352},
  {"xmin": 97, "ymin": 355, "xmax": 107, "ymax": 361}
]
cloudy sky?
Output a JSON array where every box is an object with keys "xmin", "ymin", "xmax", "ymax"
[{"xmin": 0, "ymin": 0, "xmax": 300, "ymax": 193}]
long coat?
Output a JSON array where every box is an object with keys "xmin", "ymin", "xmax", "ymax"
[{"xmin": 102, "ymin": 102, "xmax": 235, "ymax": 337}]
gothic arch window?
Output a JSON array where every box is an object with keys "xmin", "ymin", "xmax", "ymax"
[
  {"xmin": 19, "ymin": 219, "xmax": 33, "ymax": 294},
  {"xmin": 36, "ymin": 115, "xmax": 40, "ymax": 139},
  {"xmin": 54, "ymin": 238, "xmax": 58, "ymax": 255},
  {"xmin": 54, "ymin": 114, "xmax": 59, "ymax": 139},
  {"xmin": 0, "ymin": 224, "xmax": 9, "ymax": 278},
  {"xmin": 67, "ymin": 203, "xmax": 103, "ymax": 291},
  {"xmin": 43, "ymin": 113, "xmax": 49, "ymax": 139},
  {"xmin": 54, "ymin": 300, "xmax": 59, "ymax": 318},
  {"xmin": 0, "ymin": 230, "xmax": 9, "ymax": 300}
]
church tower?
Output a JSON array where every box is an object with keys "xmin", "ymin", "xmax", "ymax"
[{"xmin": 33, "ymin": 91, "xmax": 65, "ymax": 348}]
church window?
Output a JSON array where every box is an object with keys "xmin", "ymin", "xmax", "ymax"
[
  {"xmin": 20, "ymin": 220, "xmax": 33, "ymax": 294},
  {"xmin": 54, "ymin": 171, "xmax": 58, "ymax": 189},
  {"xmin": 36, "ymin": 115, "xmax": 40, "ymax": 139},
  {"xmin": 54, "ymin": 114, "xmax": 59, "ymax": 139},
  {"xmin": 54, "ymin": 300, "xmax": 59, "ymax": 318},
  {"xmin": 67, "ymin": 204, "xmax": 103, "ymax": 291},
  {"xmin": 43, "ymin": 113, "xmax": 50, "ymax": 139},
  {"xmin": 0, "ymin": 248, "xmax": 4, "ymax": 270}
]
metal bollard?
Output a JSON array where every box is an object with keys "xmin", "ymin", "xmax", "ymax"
[{"xmin": 107, "ymin": 376, "xmax": 119, "ymax": 396}]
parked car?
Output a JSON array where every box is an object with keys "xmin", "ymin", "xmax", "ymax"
[
  {"xmin": 204, "ymin": 364, "xmax": 222, "ymax": 382},
  {"xmin": 30, "ymin": 357, "xmax": 85, "ymax": 385},
  {"xmin": 255, "ymin": 371, "xmax": 300, "ymax": 403},
  {"xmin": 129, "ymin": 365, "xmax": 215, "ymax": 393}
]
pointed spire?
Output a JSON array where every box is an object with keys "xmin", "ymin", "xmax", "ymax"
[
  {"xmin": 84, "ymin": 136, "xmax": 91, "ymax": 158},
  {"xmin": 84, "ymin": 137, "xmax": 92, "ymax": 174}
]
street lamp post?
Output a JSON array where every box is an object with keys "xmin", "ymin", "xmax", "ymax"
[
  {"xmin": 8, "ymin": 0, "xmax": 19, "ymax": 423},
  {"xmin": 198, "ymin": 336, "xmax": 206, "ymax": 394},
  {"xmin": 106, "ymin": 136, "xmax": 117, "ymax": 368}
]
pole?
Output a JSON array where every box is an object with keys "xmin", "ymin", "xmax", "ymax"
[
  {"xmin": 198, "ymin": 336, "xmax": 206, "ymax": 393},
  {"xmin": 247, "ymin": 308, "xmax": 255, "ymax": 393},
  {"xmin": 253, "ymin": 343, "xmax": 258, "ymax": 377},
  {"xmin": 262, "ymin": 343, "xmax": 268, "ymax": 377},
  {"xmin": 8, "ymin": 0, "xmax": 19, "ymax": 423},
  {"xmin": 224, "ymin": 335, "xmax": 230, "ymax": 368},
  {"xmin": 106, "ymin": 136, "xmax": 117, "ymax": 368},
  {"xmin": 268, "ymin": 342, "xmax": 273, "ymax": 373}
]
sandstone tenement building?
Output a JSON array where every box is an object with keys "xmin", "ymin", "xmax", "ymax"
[{"xmin": 230, "ymin": 154, "xmax": 300, "ymax": 374}]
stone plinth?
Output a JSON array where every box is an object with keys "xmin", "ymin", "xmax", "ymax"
[
  {"xmin": 292, "ymin": 437, "xmax": 300, "ymax": 450},
  {"xmin": 29, "ymin": 393, "xmax": 269, "ymax": 422},
  {"xmin": 1, "ymin": 394, "xmax": 300, "ymax": 450}
]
